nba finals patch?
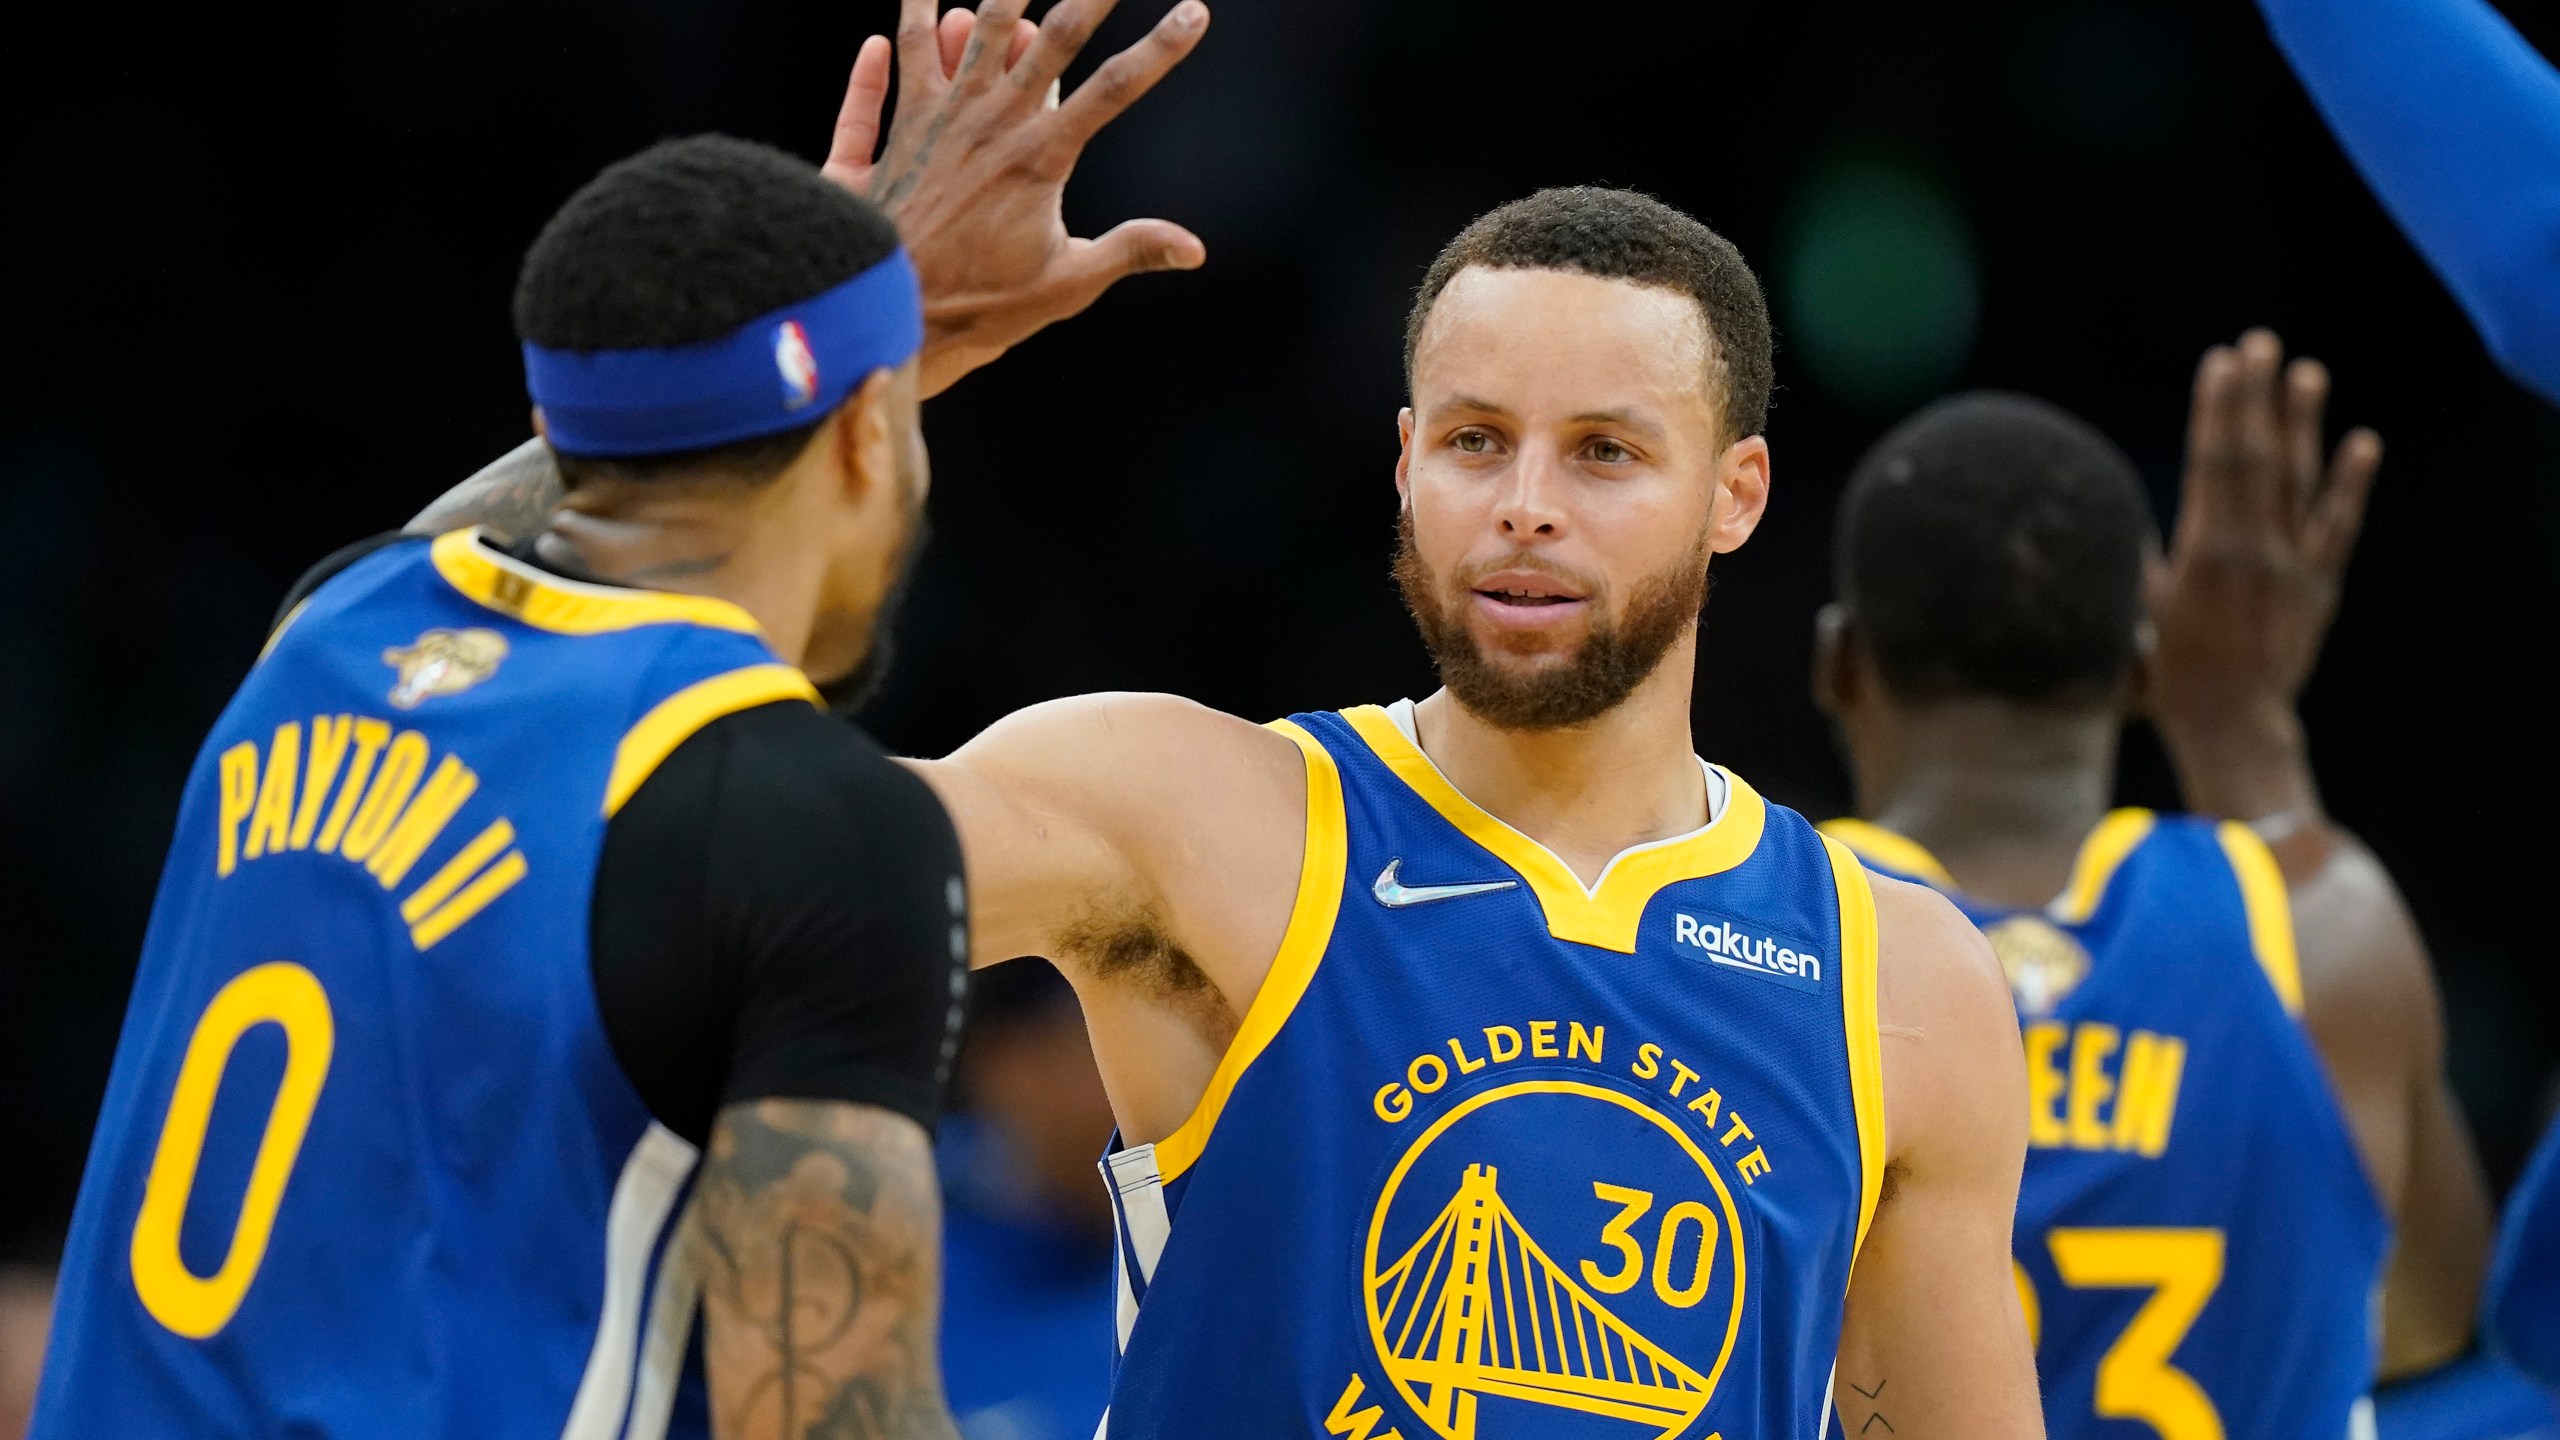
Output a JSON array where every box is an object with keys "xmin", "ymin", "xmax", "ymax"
[
  {"xmin": 1362, "ymin": 1077, "xmax": 1746, "ymax": 1439},
  {"xmin": 1988, "ymin": 914, "xmax": 2091, "ymax": 1018},
  {"xmin": 383, "ymin": 628, "xmax": 509, "ymax": 710}
]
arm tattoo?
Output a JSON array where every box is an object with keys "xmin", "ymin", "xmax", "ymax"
[
  {"xmin": 695, "ymin": 1099, "xmax": 960, "ymax": 1440},
  {"xmin": 404, "ymin": 438, "xmax": 566, "ymax": 542}
]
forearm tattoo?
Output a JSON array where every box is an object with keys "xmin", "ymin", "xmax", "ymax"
[
  {"xmin": 695, "ymin": 1099, "xmax": 959, "ymax": 1440},
  {"xmin": 404, "ymin": 438, "xmax": 566, "ymax": 542}
]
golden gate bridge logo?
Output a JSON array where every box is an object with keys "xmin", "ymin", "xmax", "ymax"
[{"xmin": 1371, "ymin": 1162, "xmax": 1713, "ymax": 1439}]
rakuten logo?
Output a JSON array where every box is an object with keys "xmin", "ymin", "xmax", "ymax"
[{"xmin": 1671, "ymin": 912, "xmax": 1826, "ymax": 993}]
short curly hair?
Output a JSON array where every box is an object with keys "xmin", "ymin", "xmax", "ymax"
[
  {"xmin": 1836, "ymin": 392, "xmax": 2157, "ymax": 705},
  {"xmin": 1404, "ymin": 187, "xmax": 1774, "ymax": 445}
]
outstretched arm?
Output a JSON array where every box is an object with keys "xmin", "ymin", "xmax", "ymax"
[
  {"xmin": 405, "ymin": 0, "xmax": 1209, "ymax": 539},
  {"xmin": 2256, "ymin": 0, "xmax": 2560, "ymax": 404},
  {"xmin": 1834, "ymin": 879, "xmax": 2043, "ymax": 1438},
  {"xmin": 695, "ymin": 1099, "xmax": 957, "ymax": 1440},
  {"xmin": 2147, "ymin": 329, "xmax": 2493, "ymax": 1376}
]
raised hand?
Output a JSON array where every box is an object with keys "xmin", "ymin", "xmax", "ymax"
[
  {"xmin": 824, "ymin": 0, "xmax": 1211, "ymax": 396},
  {"xmin": 2146, "ymin": 328, "xmax": 2383, "ymax": 821}
]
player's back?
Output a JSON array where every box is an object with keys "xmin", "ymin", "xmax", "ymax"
[
  {"xmin": 1826, "ymin": 809, "xmax": 2390, "ymax": 1440},
  {"xmin": 34, "ymin": 530, "xmax": 813, "ymax": 1438}
]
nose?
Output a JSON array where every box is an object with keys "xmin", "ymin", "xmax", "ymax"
[{"xmin": 1493, "ymin": 448, "xmax": 1569, "ymax": 540}]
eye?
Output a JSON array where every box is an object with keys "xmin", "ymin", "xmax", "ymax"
[
  {"xmin": 1585, "ymin": 437, "xmax": 1633, "ymax": 464},
  {"xmin": 1451, "ymin": 428, "xmax": 1496, "ymax": 455}
]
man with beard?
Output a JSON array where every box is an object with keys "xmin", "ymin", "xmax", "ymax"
[
  {"xmin": 424, "ymin": 179, "xmax": 2043, "ymax": 1434},
  {"xmin": 928, "ymin": 185, "xmax": 2040, "ymax": 1440},
  {"xmin": 28, "ymin": 2, "xmax": 1210, "ymax": 1436}
]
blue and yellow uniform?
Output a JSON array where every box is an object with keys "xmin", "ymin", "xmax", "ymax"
[
  {"xmin": 1098, "ymin": 701, "xmax": 1884, "ymax": 1440},
  {"xmin": 1825, "ymin": 810, "xmax": 2390, "ymax": 1440},
  {"xmin": 2489, "ymin": 1116, "xmax": 2560, "ymax": 1389},
  {"xmin": 33, "ymin": 530, "xmax": 822, "ymax": 1438}
]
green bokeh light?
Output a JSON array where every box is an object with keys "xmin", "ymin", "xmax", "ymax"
[{"xmin": 1780, "ymin": 161, "xmax": 1981, "ymax": 410}]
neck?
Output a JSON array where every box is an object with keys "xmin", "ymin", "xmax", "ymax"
[
  {"xmin": 536, "ymin": 486, "xmax": 828, "ymax": 667},
  {"xmin": 1849, "ymin": 697, "xmax": 2120, "ymax": 909},
  {"xmin": 1412, "ymin": 631, "xmax": 1707, "ymax": 887}
]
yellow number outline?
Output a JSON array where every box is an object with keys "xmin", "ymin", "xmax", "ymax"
[
  {"xmin": 1650, "ymin": 1199, "xmax": 1721, "ymax": 1309},
  {"xmin": 2043, "ymin": 1226, "xmax": 2227, "ymax": 1440},
  {"xmin": 1580, "ymin": 1181, "xmax": 1652, "ymax": 1294},
  {"xmin": 129, "ymin": 962, "xmax": 336, "ymax": 1339}
]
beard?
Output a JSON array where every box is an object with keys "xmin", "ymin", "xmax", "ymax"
[
  {"xmin": 1392, "ymin": 510, "xmax": 1711, "ymax": 731},
  {"xmin": 820, "ymin": 497, "xmax": 931, "ymax": 717}
]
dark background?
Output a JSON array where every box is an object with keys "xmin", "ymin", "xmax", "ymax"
[{"xmin": 5, "ymin": 0, "xmax": 2557, "ymax": 1261}]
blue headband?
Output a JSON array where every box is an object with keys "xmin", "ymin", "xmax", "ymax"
[{"xmin": 524, "ymin": 247, "xmax": 923, "ymax": 457}]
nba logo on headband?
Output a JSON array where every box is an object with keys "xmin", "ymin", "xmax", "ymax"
[{"xmin": 775, "ymin": 321, "xmax": 821, "ymax": 410}]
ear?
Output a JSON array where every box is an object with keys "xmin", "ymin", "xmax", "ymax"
[
  {"xmin": 1707, "ymin": 435, "xmax": 1772, "ymax": 554},
  {"xmin": 1812, "ymin": 602, "xmax": 1857, "ymax": 717},
  {"xmin": 2124, "ymin": 616, "xmax": 2160, "ymax": 718},
  {"xmin": 1395, "ymin": 407, "xmax": 1417, "ymax": 509},
  {"xmin": 832, "ymin": 368, "xmax": 900, "ymax": 507}
]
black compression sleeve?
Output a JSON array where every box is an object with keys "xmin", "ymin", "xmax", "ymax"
[{"xmin": 588, "ymin": 703, "xmax": 969, "ymax": 1146}]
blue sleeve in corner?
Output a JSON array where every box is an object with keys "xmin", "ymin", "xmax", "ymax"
[
  {"xmin": 2258, "ymin": 0, "xmax": 2560, "ymax": 406},
  {"xmin": 2488, "ymin": 1115, "xmax": 2560, "ymax": 1388}
]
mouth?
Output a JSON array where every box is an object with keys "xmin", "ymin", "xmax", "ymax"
[{"xmin": 1467, "ymin": 570, "xmax": 1591, "ymax": 630}]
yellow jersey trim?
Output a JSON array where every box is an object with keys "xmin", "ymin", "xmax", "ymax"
[
  {"xmin": 1338, "ymin": 704, "xmax": 1765, "ymax": 954},
  {"xmin": 2215, "ymin": 821, "xmax": 2304, "ymax": 1016},
  {"xmin": 1817, "ymin": 817, "xmax": 1957, "ymax": 890},
  {"xmin": 430, "ymin": 527, "xmax": 765, "ymax": 636},
  {"xmin": 2048, "ymin": 808, "xmax": 2157, "ymax": 925},
  {"xmin": 603, "ymin": 664, "xmax": 821, "ymax": 817},
  {"xmin": 1152, "ymin": 719, "xmax": 1349, "ymax": 1181},
  {"xmin": 258, "ymin": 597, "xmax": 313, "ymax": 664},
  {"xmin": 1821, "ymin": 834, "xmax": 1889, "ymax": 1265}
]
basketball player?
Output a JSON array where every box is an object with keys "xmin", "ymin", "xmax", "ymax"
[
  {"xmin": 417, "ymin": 187, "xmax": 2044, "ymax": 1440},
  {"xmin": 27, "ymin": 2, "xmax": 1210, "ymax": 1436},
  {"xmin": 1813, "ymin": 331, "xmax": 2496, "ymax": 1436}
]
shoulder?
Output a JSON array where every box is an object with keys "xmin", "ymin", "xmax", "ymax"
[
  {"xmin": 942, "ymin": 691, "xmax": 1307, "ymax": 821},
  {"xmin": 619, "ymin": 701, "xmax": 957, "ymax": 866},
  {"xmin": 1867, "ymin": 873, "xmax": 2027, "ymax": 1165},
  {"xmin": 271, "ymin": 530, "xmax": 421, "ymax": 631}
]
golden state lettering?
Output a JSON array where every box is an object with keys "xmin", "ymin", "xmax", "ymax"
[
  {"xmin": 2022, "ymin": 1019, "xmax": 2186, "ymax": 1156},
  {"xmin": 213, "ymin": 715, "xmax": 527, "ymax": 950},
  {"xmin": 1371, "ymin": 1020, "xmax": 1777, "ymax": 1186}
]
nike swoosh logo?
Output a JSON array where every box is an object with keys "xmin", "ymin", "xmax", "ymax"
[{"xmin": 1373, "ymin": 857, "xmax": 1519, "ymax": 908}]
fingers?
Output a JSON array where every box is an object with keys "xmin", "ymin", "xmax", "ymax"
[
  {"xmin": 2179, "ymin": 342, "xmax": 2247, "ymax": 539},
  {"xmin": 2228, "ymin": 328, "xmax": 2287, "ymax": 525},
  {"xmin": 2305, "ymin": 428, "xmax": 2383, "ymax": 578},
  {"xmin": 823, "ymin": 34, "xmax": 896, "ymax": 184},
  {"xmin": 2282, "ymin": 355, "xmax": 2330, "ymax": 524},
  {"xmin": 1052, "ymin": 0, "xmax": 1209, "ymax": 146},
  {"xmin": 1017, "ymin": 0, "xmax": 1122, "ymax": 91},
  {"xmin": 952, "ymin": 0, "xmax": 1035, "ymax": 92},
  {"xmin": 892, "ymin": 0, "xmax": 944, "ymax": 109},
  {"xmin": 1054, "ymin": 218, "xmax": 1208, "ymax": 312},
  {"xmin": 939, "ymin": 6, "xmax": 974, "ymax": 79},
  {"xmin": 938, "ymin": 9, "xmax": 1037, "ymax": 81}
]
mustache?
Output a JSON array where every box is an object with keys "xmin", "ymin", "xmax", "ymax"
[{"xmin": 1447, "ymin": 551, "xmax": 1605, "ymax": 597}]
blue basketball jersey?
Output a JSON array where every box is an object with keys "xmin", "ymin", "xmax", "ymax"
[
  {"xmin": 2489, "ymin": 1116, "xmax": 2560, "ymax": 1389},
  {"xmin": 33, "ymin": 529, "xmax": 822, "ymax": 1439},
  {"xmin": 1097, "ymin": 703, "xmax": 1884, "ymax": 1440},
  {"xmin": 1824, "ymin": 810, "xmax": 2390, "ymax": 1440}
]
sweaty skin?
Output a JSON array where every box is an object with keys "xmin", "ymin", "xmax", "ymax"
[{"xmin": 911, "ymin": 268, "xmax": 2043, "ymax": 1433}]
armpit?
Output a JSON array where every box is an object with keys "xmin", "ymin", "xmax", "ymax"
[{"xmin": 1054, "ymin": 890, "xmax": 1237, "ymax": 1049}]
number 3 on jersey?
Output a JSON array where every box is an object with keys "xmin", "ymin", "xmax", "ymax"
[
  {"xmin": 2023, "ymin": 1227, "xmax": 2228, "ymax": 1440},
  {"xmin": 128, "ymin": 962, "xmax": 336, "ymax": 1339}
]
